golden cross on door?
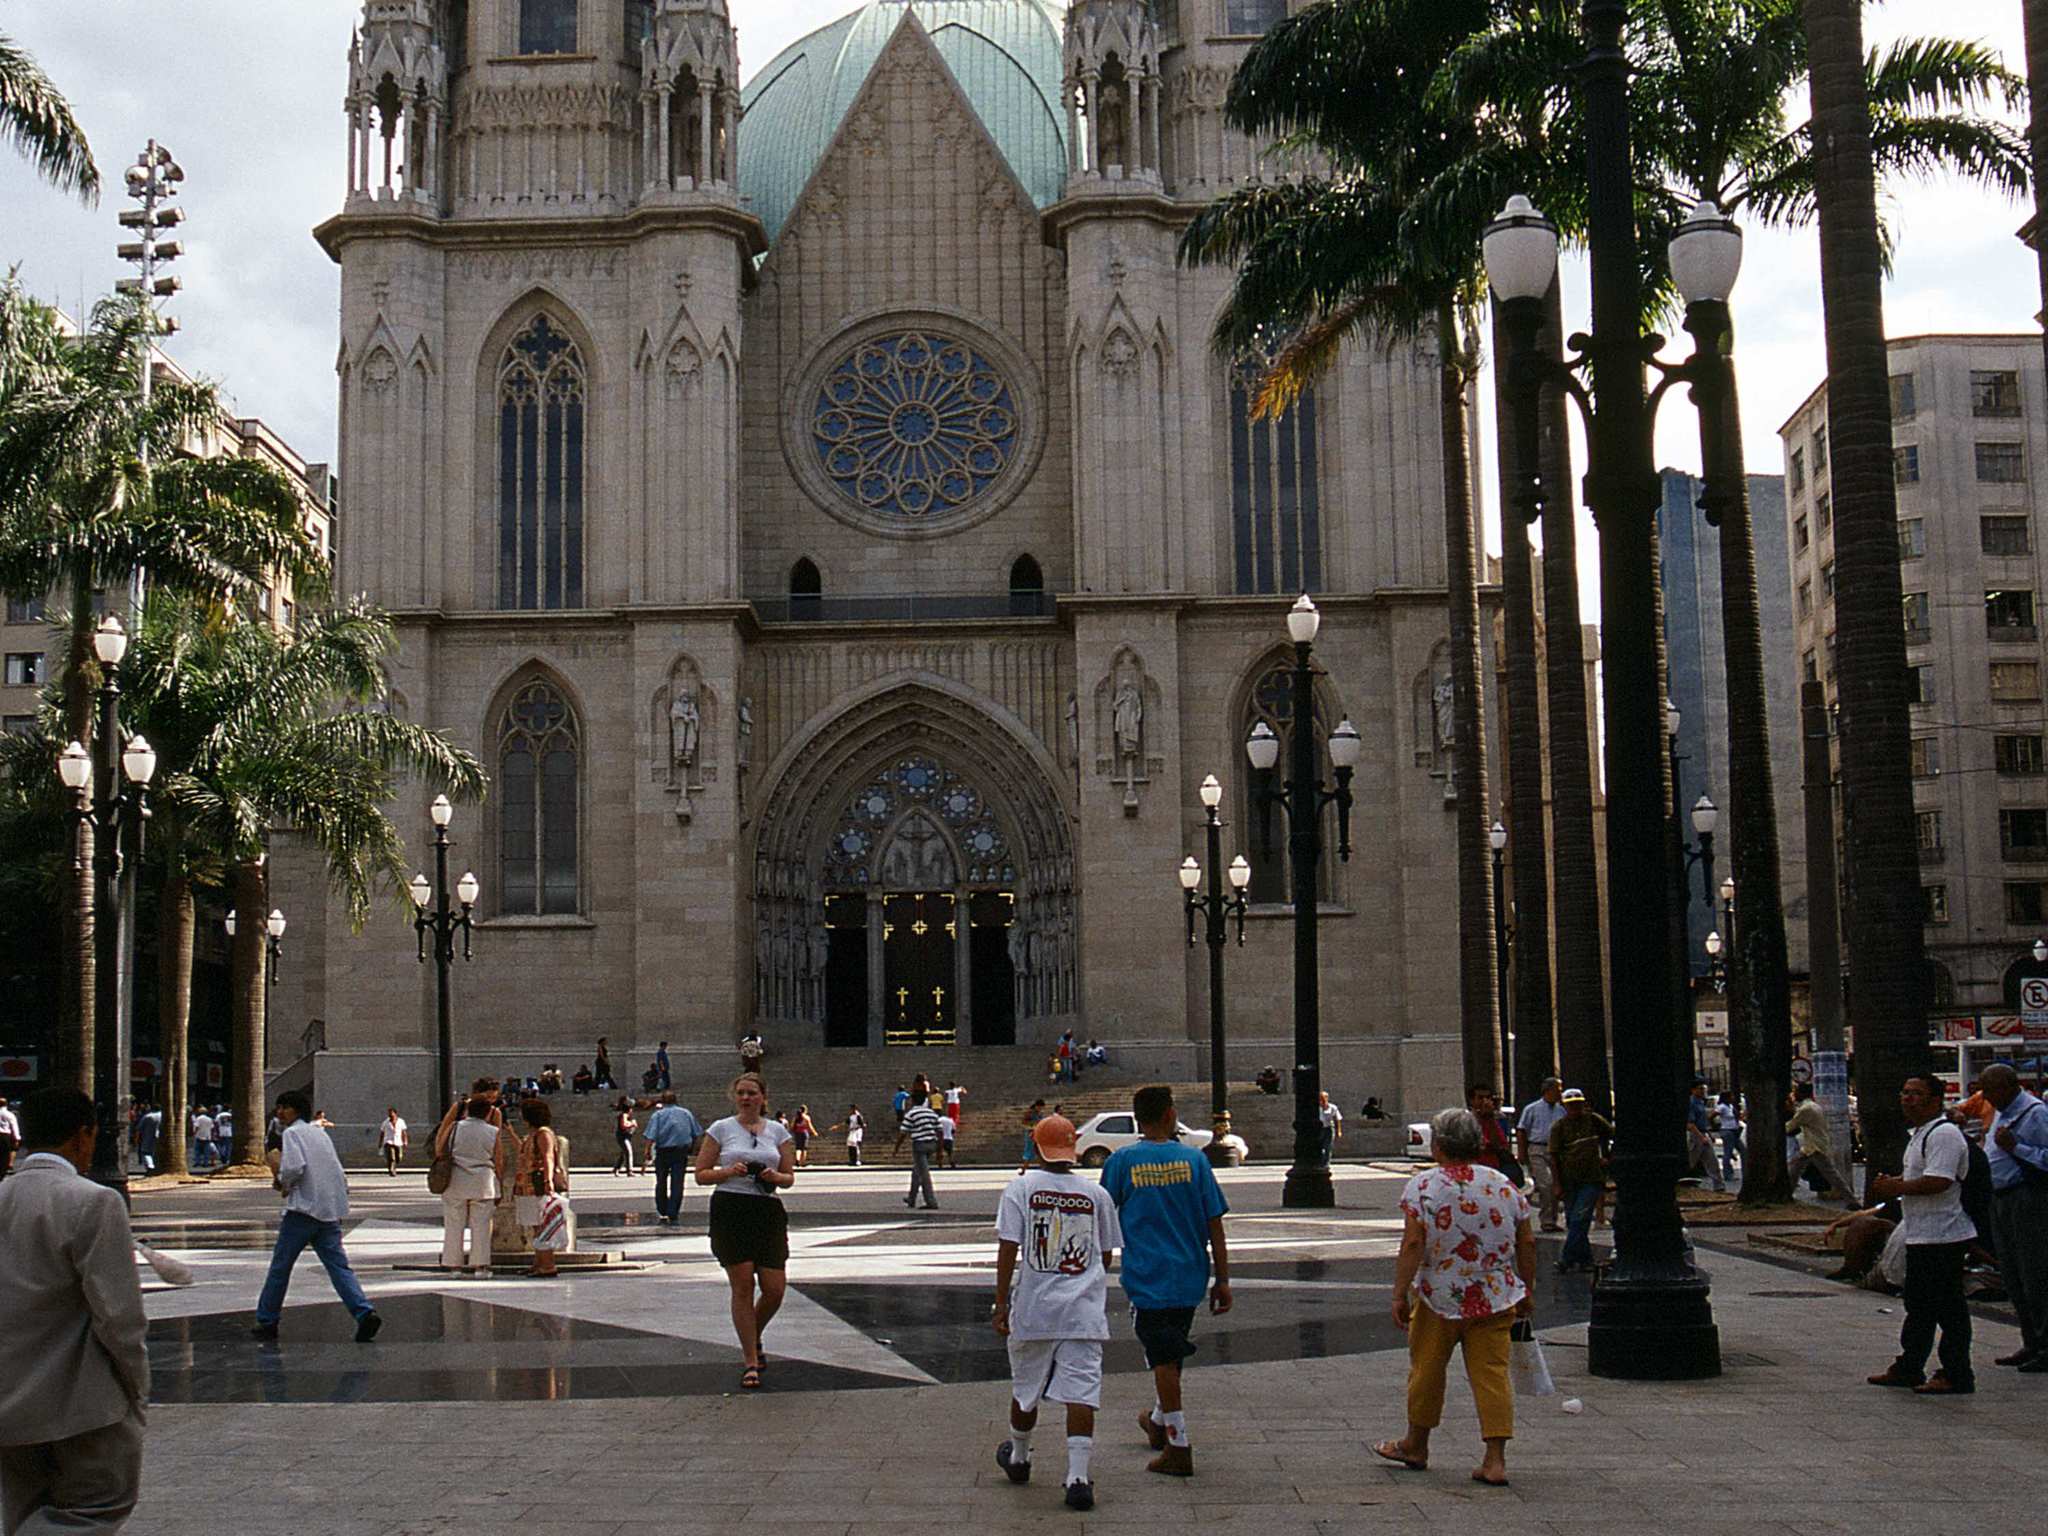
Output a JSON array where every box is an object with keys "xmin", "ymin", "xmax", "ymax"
[
  {"xmin": 911, "ymin": 919, "xmax": 928, "ymax": 936},
  {"xmin": 895, "ymin": 987, "xmax": 909, "ymax": 1007},
  {"xmin": 931, "ymin": 985, "xmax": 946, "ymax": 1005}
]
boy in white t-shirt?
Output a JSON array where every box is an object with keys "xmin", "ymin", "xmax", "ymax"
[{"xmin": 992, "ymin": 1114, "xmax": 1122, "ymax": 1512}]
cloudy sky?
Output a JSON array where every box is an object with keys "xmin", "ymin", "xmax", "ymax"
[{"xmin": 0, "ymin": 0, "xmax": 2037, "ymax": 592}]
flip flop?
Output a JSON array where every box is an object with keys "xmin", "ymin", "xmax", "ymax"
[
  {"xmin": 740, "ymin": 1365, "xmax": 763, "ymax": 1390},
  {"xmin": 1372, "ymin": 1440, "xmax": 1427, "ymax": 1471}
]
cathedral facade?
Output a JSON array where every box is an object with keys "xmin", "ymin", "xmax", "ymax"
[{"xmin": 283, "ymin": 0, "xmax": 1486, "ymax": 1113}]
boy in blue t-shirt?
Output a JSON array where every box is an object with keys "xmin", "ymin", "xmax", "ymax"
[{"xmin": 1100, "ymin": 1085, "xmax": 1232, "ymax": 1478}]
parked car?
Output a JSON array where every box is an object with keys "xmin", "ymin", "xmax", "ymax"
[
  {"xmin": 1074, "ymin": 1111, "xmax": 1215, "ymax": 1168},
  {"xmin": 1405, "ymin": 1121, "xmax": 1431, "ymax": 1160}
]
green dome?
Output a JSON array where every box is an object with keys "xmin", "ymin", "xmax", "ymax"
[{"xmin": 741, "ymin": 0, "xmax": 1070, "ymax": 246}]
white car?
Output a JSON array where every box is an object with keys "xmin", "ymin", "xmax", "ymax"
[
  {"xmin": 1074, "ymin": 1112, "xmax": 1214, "ymax": 1168},
  {"xmin": 1405, "ymin": 1121, "xmax": 1432, "ymax": 1160}
]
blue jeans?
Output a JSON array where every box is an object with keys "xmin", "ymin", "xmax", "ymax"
[
  {"xmin": 653, "ymin": 1147, "xmax": 689, "ymax": 1220},
  {"xmin": 1719, "ymin": 1129, "xmax": 1743, "ymax": 1183},
  {"xmin": 1560, "ymin": 1183, "xmax": 1601, "ymax": 1268},
  {"xmin": 256, "ymin": 1210, "xmax": 373, "ymax": 1325}
]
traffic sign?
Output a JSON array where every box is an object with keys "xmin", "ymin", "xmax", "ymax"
[
  {"xmin": 2023, "ymin": 977, "xmax": 2048, "ymax": 1042},
  {"xmin": 1790, "ymin": 1055, "xmax": 1813, "ymax": 1085}
]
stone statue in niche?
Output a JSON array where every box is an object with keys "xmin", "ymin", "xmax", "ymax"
[
  {"xmin": 1432, "ymin": 674, "xmax": 1456, "ymax": 753},
  {"xmin": 669, "ymin": 688, "xmax": 700, "ymax": 771},
  {"xmin": 737, "ymin": 696, "xmax": 754, "ymax": 769},
  {"xmin": 1094, "ymin": 648, "xmax": 1159, "ymax": 816},
  {"xmin": 655, "ymin": 657, "xmax": 712, "ymax": 816},
  {"xmin": 1113, "ymin": 676, "xmax": 1144, "ymax": 762}
]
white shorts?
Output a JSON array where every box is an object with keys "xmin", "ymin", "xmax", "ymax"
[{"xmin": 1007, "ymin": 1338, "xmax": 1104, "ymax": 1413}]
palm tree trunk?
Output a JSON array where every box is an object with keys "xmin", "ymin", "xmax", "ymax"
[
  {"xmin": 1705, "ymin": 351, "xmax": 1794, "ymax": 1205},
  {"xmin": 158, "ymin": 867, "xmax": 193, "ymax": 1176},
  {"xmin": 1537, "ymin": 283, "xmax": 1612, "ymax": 1115},
  {"xmin": 229, "ymin": 857, "xmax": 267, "ymax": 1168},
  {"xmin": 2024, "ymin": 0, "xmax": 2048, "ymax": 388},
  {"xmin": 1489, "ymin": 298, "xmax": 1556, "ymax": 1107},
  {"xmin": 1803, "ymin": 0, "xmax": 1925, "ymax": 1180},
  {"xmin": 1440, "ymin": 303, "xmax": 1500, "ymax": 1088},
  {"xmin": 60, "ymin": 574, "xmax": 94, "ymax": 1091}
]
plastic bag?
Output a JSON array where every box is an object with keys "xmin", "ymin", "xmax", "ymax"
[{"xmin": 1510, "ymin": 1322, "xmax": 1556, "ymax": 1396}]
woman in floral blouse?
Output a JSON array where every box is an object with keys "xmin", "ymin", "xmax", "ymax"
[{"xmin": 1375, "ymin": 1106, "xmax": 1536, "ymax": 1487}]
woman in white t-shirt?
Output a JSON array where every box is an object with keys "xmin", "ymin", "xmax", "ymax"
[
  {"xmin": 836, "ymin": 1105, "xmax": 866, "ymax": 1167},
  {"xmin": 440, "ymin": 1097, "xmax": 505, "ymax": 1271},
  {"xmin": 693, "ymin": 1073, "xmax": 796, "ymax": 1389}
]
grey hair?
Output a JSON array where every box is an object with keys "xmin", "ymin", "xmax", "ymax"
[
  {"xmin": 1431, "ymin": 1107, "xmax": 1485, "ymax": 1160},
  {"xmin": 1981, "ymin": 1062, "xmax": 2020, "ymax": 1093}
]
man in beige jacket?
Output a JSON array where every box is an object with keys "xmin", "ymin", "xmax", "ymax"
[{"xmin": 0, "ymin": 1087, "xmax": 149, "ymax": 1533}]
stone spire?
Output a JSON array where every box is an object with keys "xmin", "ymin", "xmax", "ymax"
[
  {"xmin": 641, "ymin": 0, "xmax": 742, "ymax": 195},
  {"xmin": 1062, "ymin": 0, "xmax": 1163, "ymax": 188},
  {"xmin": 347, "ymin": 1, "xmax": 448, "ymax": 207}
]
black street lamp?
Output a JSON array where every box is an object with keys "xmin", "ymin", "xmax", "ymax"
[
  {"xmin": 408, "ymin": 795, "xmax": 478, "ymax": 1114},
  {"xmin": 1667, "ymin": 701, "xmax": 1721, "ymax": 946},
  {"xmin": 1718, "ymin": 877, "xmax": 1741, "ymax": 1100},
  {"xmin": 1246, "ymin": 595, "xmax": 1361, "ymax": 1209},
  {"xmin": 225, "ymin": 906, "xmax": 288, "ymax": 985},
  {"xmin": 1181, "ymin": 773, "xmax": 1252, "ymax": 1166},
  {"xmin": 1490, "ymin": 821, "xmax": 1512, "ymax": 1095},
  {"xmin": 1483, "ymin": 0, "xmax": 1738, "ymax": 1381},
  {"xmin": 56, "ymin": 615, "xmax": 158, "ymax": 1198}
]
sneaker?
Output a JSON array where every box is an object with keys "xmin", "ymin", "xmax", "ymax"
[
  {"xmin": 1148, "ymin": 1444, "xmax": 1194, "ymax": 1478},
  {"xmin": 995, "ymin": 1441, "xmax": 1030, "ymax": 1486},
  {"xmin": 248, "ymin": 1322, "xmax": 279, "ymax": 1342},
  {"xmin": 354, "ymin": 1310, "xmax": 383, "ymax": 1344},
  {"xmin": 1063, "ymin": 1481, "xmax": 1094, "ymax": 1512},
  {"xmin": 1138, "ymin": 1410, "xmax": 1167, "ymax": 1452}
]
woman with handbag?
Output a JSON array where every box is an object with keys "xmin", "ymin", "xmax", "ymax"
[
  {"xmin": 516, "ymin": 1097, "xmax": 569, "ymax": 1278},
  {"xmin": 440, "ymin": 1097, "xmax": 504, "ymax": 1272},
  {"xmin": 612, "ymin": 1098, "xmax": 640, "ymax": 1176},
  {"xmin": 694, "ymin": 1073, "xmax": 795, "ymax": 1389}
]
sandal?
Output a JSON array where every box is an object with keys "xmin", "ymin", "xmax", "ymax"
[
  {"xmin": 1471, "ymin": 1471, "xmax": 1510, "ymax": 1487},
  {"xmin": 740, "ymin": 1365, "xmax": 763, "ymax": 1390},
  {"xmin": 1372, "ymin": 1440, "xmax": 1427, "ymax": 1471}
]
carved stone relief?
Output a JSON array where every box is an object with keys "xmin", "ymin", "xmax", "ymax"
[
  {"xmin": 1092, "ymin": 646, "xmax": 1164, "ymax": 815},
  {"xmin": 1414, "ymin": 642, "xmax": 1458, "ymax": 803},
  {"xmin": 652, "ymin": 655, "xmax": 716, "ymax": 818}
]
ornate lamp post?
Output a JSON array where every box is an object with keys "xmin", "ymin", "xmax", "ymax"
[
  {"xmin": 1483, "ymin": 2, "xmax": 1742, "ymax": 1379},
  {"xmin": 57, "ymin": 616, "xmax": 158, "ymax": 1196},
  {"xmin": 1246, "ymin": 596, "xmax": 1360, "ymax": 1208},
  {"xmin": 1182, "ymin": 773, "xmax": 1251, "ymax": 1165},
  {"xmin": 409, "ymin": 795, "xmax": 478, "ymax": 1114},
  {"xmin": 225, "ymin": 907, "xmax": 288, "ymax": 984},
  {"xmin": 1490, "ymin": 821, "xmax": 1512, "ymax": 1094}
]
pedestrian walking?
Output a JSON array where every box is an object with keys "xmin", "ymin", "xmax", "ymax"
[
  {"xmin": 938, "ymin": 1105, "xmax": 958, "ymax": 1169},
  {"xmin": 1019, "ymin": 1099, "xmax": 1047, "ymax": 1170},
  {"xmin": 1786, "ymin": 1084, "xmax": 1858, "ymax": 1206},
  {"xmin": 189, "ymin": 1107, "xmax": 214, "ymax": 1171},
  {"xmin": 1467, "ymin": 1084, "xmax": 1515, "ymax": 1182},
  {"xmin": 515, "ymin": 1098, "xmax": 569, "ymax": 1277},
  {"xmin": 835, "ymin": 1105, "xmax": 866, "ymax": 1166},
  {"xmin": 1549, "ymin": 1089, "xmax": 1611, "ymax": 1273},
  {"xmin": 251, "ymin": 1091, "xmax": 381, "ymax": 1343},
  {"xmin": 655, "ymin": 1040, "xmax": 671, "ymax": 1091},
  {"xmin": 1515, "ymin": 1079, "xmax": 1566, "ymax": 1231},
  {"xmin": 134, "ymin": 1106, "xmax": 161, "ymax": 1176},
  {"xmin": 891, "ymin": 1084, "xmax": 910, "ymax": 1125},
  {"xmin": 643, "ymin": 1092, "xmax": 703, "ymax": 1226},
  {"xmin": 1975, "ymin": 1063, "xmax": 2048, "ymax": 1371},
  {"xmin": 611, "ymin": 1097, "xmax": 640, "ymax": 1175},
  {"xmin": 0, "ymin": 1097, "xmax": 16, "ymax": 1180},
  {"xmin": 1865, "ymin": 1074, "xmax": 1975, "ymax": 1394},
  {"xmin": 438, "ymin": 1096, "xmax": 504, "ymax": 1273},
  {"xmin": 694, "ymin": 1073, "xmax": 794, "ymax": 1390},
  {"xmin": 1715, "ymin": 1093, "xmax": 1744, "ymax": 1186},
  {"xmin": 1376, "ymin": 1107, "xmax": 1534, "ymax": 1488},
  {"xmin": 0, "ymin": 1088, "xmax": 150, "ymax": 1534},
  {"xmin": 379, "ymin": 1107, "xmax": 408, "ymax": 1175},
  {"xmin": 1317, "ymin": 1092, "xmax": 1344, "ymax": 1162},
  {"xmin": 945, "ymin": 1080, "xmax": 966, "ymax": 1126},
  {"xmin": 211, "ymin": 1108, "xmax": 232, "ymax": 1168},
  {"xmin": 896, "ymin": 1096, "xmax": 944, "ymax": 1208},
  {"xmin": 991, "ymin": 1114, "xmax": 1121, "ymax": 1512},
  {"xmin": 1101, "ymin": 1086, "xmax": 1231, "ymax": 1478},
  {"xmin": 1685, "ymin": 1082, "xmax": 1725, "ymax": 1192},
  {"xmin": 790, "ymin": 1105, "xmax": 815, "ymax": 1168}
]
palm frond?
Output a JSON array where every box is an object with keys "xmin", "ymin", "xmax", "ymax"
[{"xmin": 0, "ymin": 32, "xmax": 97, "ymax": 201}]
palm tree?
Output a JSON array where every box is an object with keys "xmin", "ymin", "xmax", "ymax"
[
  {"xmin": 0, "ymin": 282, "xmax": 325, "ymax": 1087},
  {"xmin": 1182, "ymin": 0, "xmax": 1524, "ymax": 1087},
  {"xmin": 0, "ymin": 30, "xmax": 96, "ymax": 198},
  {"xmin": 2025, "ymin": 2, "xmax": 2048, "ymax": 395},
  {"xmin": 125, "ymin": 597, "xmax": 487, "ymax": 1169}
]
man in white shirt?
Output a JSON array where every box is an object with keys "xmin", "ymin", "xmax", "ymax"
[
  {"xmin": 1866, "ymin": 1074, "xmax": 1975, "ymax": 1395},
  {"xmin": 211, "ymin": 1108, "xmax": 233, "ymax": 1168},
  {"xmin": 379, "ymin": 1108, "xmax": 409, "ymax": 1176},
  {"xmin": 1515, "ymin": 1078, "xmax": 1567, "ymax": 1231},
  {"xmin": 189, "ymin": 1108, "xmax": 214, "ymax": 1170},
  {"xmin": 0, "ymin": 1097, "xmax": 19, "ymax": 1179},
  {"xmin": 251, "ymin": 1091, "xmax": 382, "ymax": 1344}
]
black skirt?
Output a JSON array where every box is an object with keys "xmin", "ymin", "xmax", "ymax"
[{"xmin": 708, "ymin": 1190, "xmax": 790, "ymax": 1270}]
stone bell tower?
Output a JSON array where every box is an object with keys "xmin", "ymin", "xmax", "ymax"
[{"xmin": 640, "ymin": 0, "xmax": 742, "ymax": 195}]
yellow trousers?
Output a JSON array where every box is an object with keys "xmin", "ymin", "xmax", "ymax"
[{"xmin": 1405, "ymin": 1305, "xmax": 1515, "ymax": 1440}]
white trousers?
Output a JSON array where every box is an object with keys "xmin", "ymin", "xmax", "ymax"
[{"xmin": 442, "ymin": 1195, "xmax": 494, "ymax": 1269}]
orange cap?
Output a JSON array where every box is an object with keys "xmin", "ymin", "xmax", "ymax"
[{"xmin": 1032, "ymin": 1113, "xmax": 1079, "ymax": 1162}]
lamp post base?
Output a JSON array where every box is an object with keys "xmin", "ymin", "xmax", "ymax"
[
  {"xmin": 1587, "ymin": 1270, "xmax": 1721, "ymax": 1379},
  {"xmin": 1281, "ymin": 1162, "xmax": 1335, "ymax": 1208}
]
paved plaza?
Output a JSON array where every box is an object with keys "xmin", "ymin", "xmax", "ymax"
[{"xmin": 120, "ymin": 1161, "xmax": 2030, "ymax": 1535}]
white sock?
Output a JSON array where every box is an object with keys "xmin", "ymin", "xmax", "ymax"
[
  {"xmin": 1008, "ymin": 1427, "xmax": 1033, "ymax": 1463},
  {"xmin": 1164, "ymin": 1410, "xmax": 1189, "ymax": 1448},
  {"xmin": 1150, "ymin": 1403, "xmax": 1166, "ymax": 1426},
  {"xmin": 1066, "ymin": 1435, "xmax": 1093, "ymax": 1486}
]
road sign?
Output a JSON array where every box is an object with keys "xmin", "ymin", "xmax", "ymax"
[
  {"xmin": 2023, "ymin": 977, "xmax": 2048, "ymax": 1042},
  {"xmin": 1790, "ymin": 1055, "xmax": 1813, "ymax": 1085}
]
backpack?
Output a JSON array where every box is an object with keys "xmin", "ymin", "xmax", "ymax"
[{"xmin": 1959, "ymin": 1134, "xmax": 1993, "ymax": 1242}]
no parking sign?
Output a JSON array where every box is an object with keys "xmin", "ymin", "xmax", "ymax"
[{"xmin": 2022, "ymin": 976, "xmax": 2048, "ymax": 1043}]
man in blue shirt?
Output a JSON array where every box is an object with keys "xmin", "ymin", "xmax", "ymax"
[
  {"xmin": 1979, "ymin": 1063, "xmax": 2048, "ymax": 1370},
  {"xmin": 1100, "ymin": 1086, "xmax": 1231, "ymax": 1479},
  {"xmin": 642, "ymin": 1093, "xmax": 703, "ymax": 1226}
]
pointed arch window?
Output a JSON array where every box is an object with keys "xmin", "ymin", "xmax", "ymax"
[
  {"xmin": 497, "ymin": 678, "xmax": 580, "ymax": 915},
  {"xmin": 1242, "ymin": 660, "xmax": 1335, "ymax": 904},
  {"xmin": 519, "ymin": 0, "xmax": 578, "ymax": 55},
  {"xmin": 498, "ymin": 315, "xmax": 586, "ymax": 610},
  {"xmin": 1229, "ymin": 359, "xmax": 1322, "ymax": 596}
]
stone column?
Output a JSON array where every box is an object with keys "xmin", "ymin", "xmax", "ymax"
[
  {"xmin": 656, "ymin": 83, "xmax": 672, "ymax": 191},
  {"xmin": 954, "ymin": 886, "xmax": 973, "ymax": 1044},
  {"xmin": 1122, "ymin": 74, "xmax": 1139, "ymax": 176},
  {"xmin": 1066, "ymin": 82, "xmax": 1083, "ymax": 176},
  {"xmin": 698, "ymin": 83, "xmax": 714, "ymax": 190},
  {"xmin": 866, "ymin": 890, "xmax": 885, "ymax": 1046},
  {"xmin": 723, "ymin": 94, "xmax": 739, "ymax": 185},
  {"xmin": 1144, "ymin": 78, "xmax": 1162, "ymax": 177}
]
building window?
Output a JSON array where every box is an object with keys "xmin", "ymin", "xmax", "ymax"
[
  {"xmin": 497, "ymin": 314, "xmax": 587, "ymax": 611},
  {"xmin": 1902, "ymin": 591, "xmax": 1930, "ymax": 643},
  {"xmin": 3, "ymin": 594, "xmax": 44, "ymax": 625},
  {"xmin": 1802, "ymin": 650, "xmax": 1817, "ymax": 683},
  {"xmin": 1891, "ymin": 373, "xmax": 1917, "ymax": 422},
  {"xmin": 1924, "ymin": 884, "xmax": 1950, "ymax": 923},
  {"xmin": 1812, "ymin": 424, "xmax": 1828, "ymax": 473},
  {"xmin": 1899, "ymin": 518, "xmax": 1925, "ymax": 559},
  {"xmin": 1793, "ymin": 515, "xmax": 1809, "ymax": 553},
  {"xmin": 1797, "ymin": 580, "xmax": 1812, "ymax": 618},
  {"xmin": 1910, "ymin": 736, "xmax": 1940, "ymax": 777},
  {"xmin": 1820, "ymin": 560, "xmax": 1835, "ymax": 599},
  {"xmin": 2002, "ymin": 808, "xmax": 2048, "ymax": 858},
  {"xmin": 1997, "ymin": 734, "xmax": 2045, "ymax": 775},
  {"xmin": 1971, "ymin": 368, "xmax": 2022, "ymax": 418},
  {"xmin": 1992, "ymin": 661, "xmax": 2042, "ymax": 701},
  {"xmin": 1825, "ymin": 632, "xmax": 1838, "ymax": 675},
  {"xmin": 1977, "ymin": 441, "xmax": 2026, "ymax": 483},
  {"xmin": 1788, "ymin": 446, "xmax": 1805, "ymax": 496},
  {"xmin": 1, "ymin": 714, "xmax": 33, "ymax": 736},
  {"xmin": 789, "ymin": 557, "xmax": 822, "ymax": 620},
  {"xmin": 1987, "ymin": 588, "xmax": 2037, "ymax": 637},
  {"xmin": 497, "ymin": 678, "xmax": 580, "ymax": 916},
  {"xmin": 1908, "ymin": 664, "xmax": 1935, "ymax": 704},
  {"xmin": 626, "ymin": 0, "xmax": 655, "ymax": 51},
  {"xmin": 1229, "ymin": 362, "xmax": 1322, "ymax": 595},
  {"xmin": 519, "ymin": 0, "xmax": 577, "ymax": 54},
  {"xmin": 2008, "ymin": 883, "xmax": 2048, "ymax": 923},
  {"xmin": 1983, "ymin": 514, "xmax": 2031, "ymax": 556},
  {"xmin": 1008, "ymin": 554, "xmax": 1044, "ymax": 616},
  {"xmin": 1225, "ymin": 0, "xmax": 1288, "ymax": 34},
  {"xmin": 2, "ymin": 653, "xmax": 44, "ymax": 687},
  {"xmin": 1894, "ymin": 445, "xmax": 1919, "ymax": 484},
  {"xmin": 1917, "ymin": 809, "xmax": 1944, "ymax": 856},
  {"xmin": 1815, "ymin": 491, "xmax": 1832, "ymax": 532}
]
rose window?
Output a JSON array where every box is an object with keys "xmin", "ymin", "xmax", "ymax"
[{"xmin": 811, "ymin": 332, "xmax": 1020, "ymax": 520}]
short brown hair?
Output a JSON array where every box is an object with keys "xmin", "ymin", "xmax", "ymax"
[{"xmin": 1132, "ymin": 1085, "xmax": 1175, "ymax": 1125}]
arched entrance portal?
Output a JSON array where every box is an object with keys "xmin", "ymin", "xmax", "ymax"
[{"xmin": 752, "ymin": 680, "xmax": 1078, "ymax": 1048}]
